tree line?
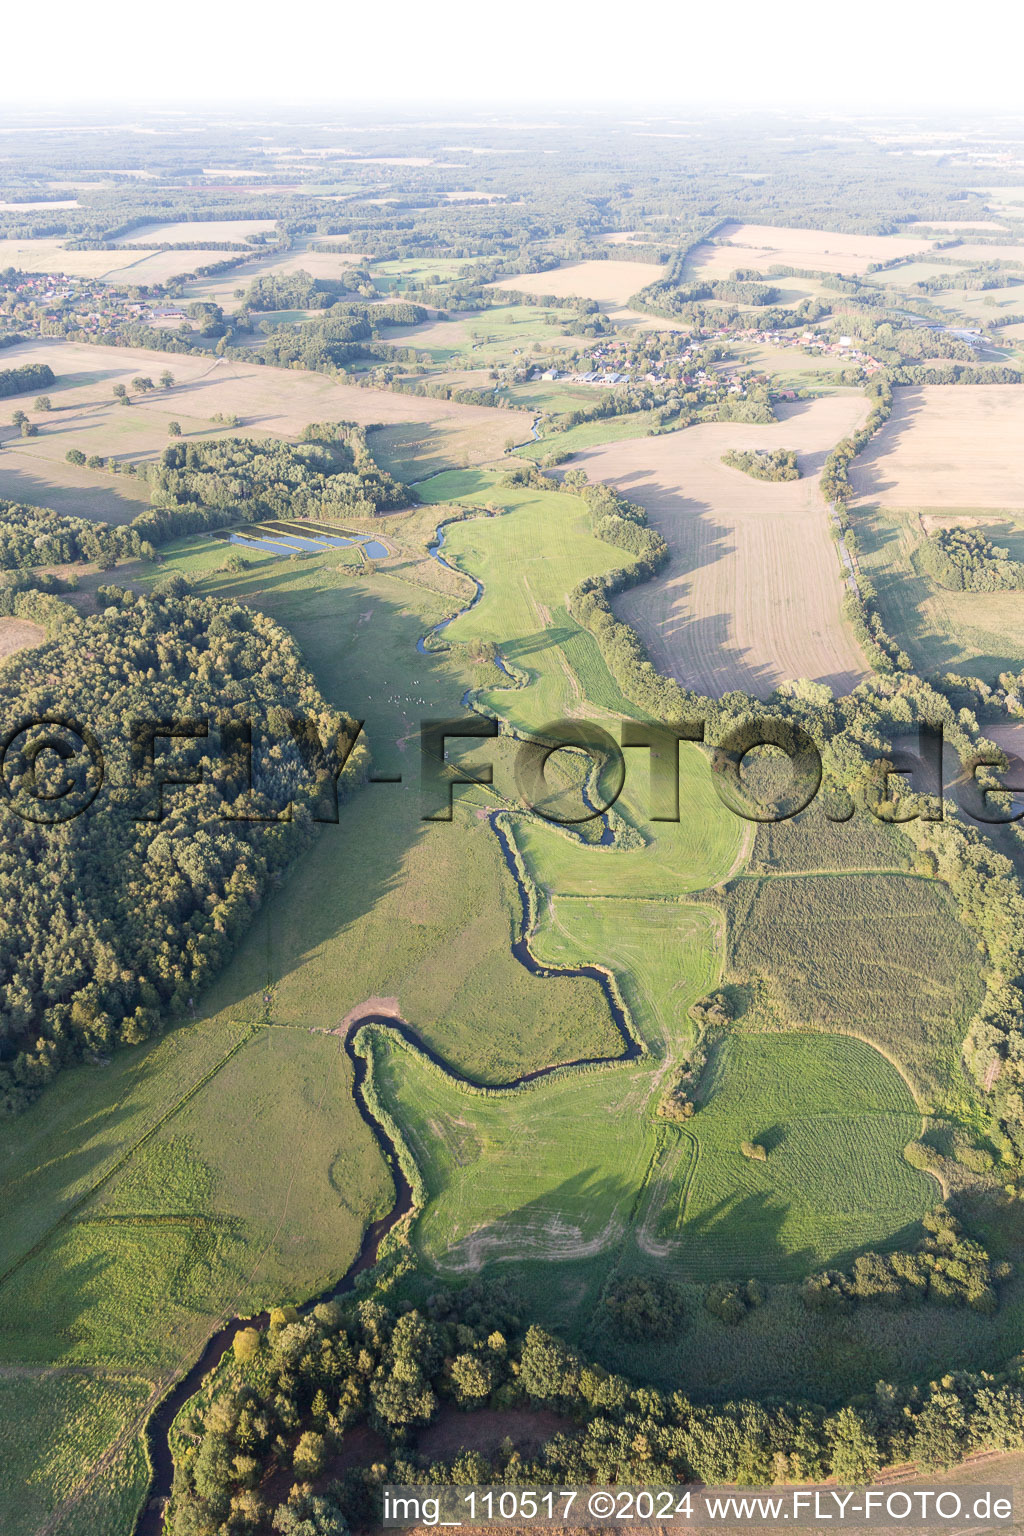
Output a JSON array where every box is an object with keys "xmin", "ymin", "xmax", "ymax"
[
  {"xmin": 0, "ymin": 361, "xmax": 54, "ymax": 400},
  {"xmin": 142, "ymin": 423, "xmax": 408, "ymax": 536},
  {"xmin": 163, "ymin": 1275, "xmax": 1024, "ymax": 1536},
  {"xmin": 0, "ymin": 585, "xmax": 368, "ymax": 1114}
]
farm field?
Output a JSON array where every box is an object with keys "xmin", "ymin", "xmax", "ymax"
[
  {"xmin": 0, "ymin": 1017, "xmax": 391, "ymax": 1533},
  {"xmin": 489, "ymin": 259, "xmax": 666, "ymax": 316},
  {"xmin": 0, "ymin": 339, "xmax": 530, "ymax": 489},
  {"xmin": 0, "ymin": 1373, "xmax": 152, "ymax": 1536},
  {"xmin": 137, "ymin": 526, "xmax": 622, "ymax": 1083},
  {"xmin": 0, "ymin": 615, "xmax": 45, "ymax": 661},
  {"xmin": 852, "ymin": 503, "xmax": 1024, "ymax": 677},
  {"xmin": 939, "ymin": 242, "xmax": 1024, "ymax": 265},
  {"xmin": 113, "ymin": 217, "xmax": 279, "ymax": 244},
  {"xmin": 921, "ymin": 282, "xmax": 1024, "ymax": 320},
  {"xmin": 0, "ymin": 238, "xmax": 151, "ymax": 279},
  {"xmin": 685, "ymin": 222, "xmax": 936, "ymax": 278},
  {"xmin": 515, "ymin": 410, "xmax": 666, "ymax": 460},
  {"xmin": 728, "ymin": 340, "xmax": 854, "ymax": 385},
  {"xmin": 413, "ymin": 469, "xmax": 649, "ymax": 735},
  {"xmin": 383, "ymin": 304, "xmax": 592, "ymax": 364},
  {"xmin": 720, "ymin": 871, "xmax": 984, "ymax": 1110},
  {"xmin": 569, "ymin": 394, "xmax": 870, "ymax": 698},
  {"xmin": 904, "ymin": 220, "xmax": 1010, "ymax": 231},
  {"xmin": 0, "ymin": 238, "xmax": 252, "ymax": 285},
  {"xmin": 178, "ymin": 244, "xmax": 368, "ymax": 309},
  {"xmin": 849, "ymin": 386, "xmax": 1024, "ymax": 509},
  {"xmin": 12, "ymin": 107, "xmax": 1024, "ymax": 1525}
]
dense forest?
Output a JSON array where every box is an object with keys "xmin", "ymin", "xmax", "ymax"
[
  {"xmin": 164, "ymin": 1273, "xmax": 1024, "ymax": 1535},
  {"xmin": 0, "ymin": 498, "xmax": 152, "ymax": 568},
  {"xmin": 0, "ymin": 587, "xmax": 368, "ymax": 1113},
  {"xmin": 241, "ymin": 271, "xmax": 359, "ymax": 311}
]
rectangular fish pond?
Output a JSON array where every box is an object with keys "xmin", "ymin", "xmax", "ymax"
[{"xmin": 213, "ymin": 520, "xmax": 390, "ymax": 560}]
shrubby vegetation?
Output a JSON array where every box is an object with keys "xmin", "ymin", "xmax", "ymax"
[
  {"xmin": 0, "ymin": 588, "xmax": 368, "ymax": 1113},
  {"xmin": 722, "ymin": 448, "xmax": 799, "ymax": 481},
  {"xmin": 920, "ymin": 527, "xmax": 1024, "ymax": 592},
  {"xmin": 604, "ymin": 1275, "xmax": 689, "ymax": 1339},
  {"xmin": 705, "ymin": 1278, "xmax": 765, "ymax": 1325},
  {"xmin": 165, "ymin": 1277, "xmax": 1024, "ymax": 1534},
  {"xmin": 803, "ymin": 1210, "xmax": 1010, "ymax": 1314},
  {"xmin": 820, "ymin": 373, "xmax": 894, "ymax": 507},
  {"xmin": 0, "ymin": 361, "xmax": 53, "ymax": 399}
]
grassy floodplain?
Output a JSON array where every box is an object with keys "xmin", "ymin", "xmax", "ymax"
[{"xmin": 0, "ymin": 420, "xmax": 1009, "ymax": 1514}]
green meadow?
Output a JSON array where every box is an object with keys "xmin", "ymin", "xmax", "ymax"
[
  {"xmin": 852, "ymin": 503, "xmax": 1024, "ymax": 679},
  {"xmin": 0, "ymin": 1373, "xmax": 152, "ymax": 1536},
  {"xmin": 2, "ymin": 448, "xmax": 1005, "ymax": 1516}
]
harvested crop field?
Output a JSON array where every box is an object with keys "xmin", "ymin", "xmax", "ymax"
[
  {"xmin": 850, "ymin": 386, "xmax": 1024, "ymax": 509},
  {"xmin": 941, "ymin": 242, "xmax": 1024, "ymax": 264},
  {"xmin": 0, "ymin": 239, "xmax": 151, "ymax": 280},
  {"xmin": 113, "ymin": 217, "xmax": 278, "ymax": 244},
  {"xmin": 569, "ymin": 394, "xmax": 870, "ymax": 699},
  {"xmin": 904, "ymin": 220, "xmax": 1009, "ymax": 232},
  {"xmin": 0, "ymin": 616, "xmax": 45, "ymax": 660},
  {"xmin": 686, "ymin": 222, "xmax": 935, "ymax": 277},
  {"xmin": 489, "ymin": 259, "xmax": 666, "ymax": 309},
  {"xmin": 179, "ymin": 245, "xmax": 367, "ymax": 308},
  {"xmin": 0, "ymin": 340, "xmax": 530, "ymax": 489}
]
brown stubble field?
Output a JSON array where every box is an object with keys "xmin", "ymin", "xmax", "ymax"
[
  {"xmin": 570, "ymin": 394, "xmax": 870, "ymax": 699},
  {"xmin": 487, "ymin": 260, "xmax": 677, "ymax": 326},
  {"xmin": 0, "ymin": 340, "xmax": 532, "ymax": 514},
  {"xmin": 850, "ymin": 386, "xmax": 1024, "ymax": 509},
  {"xmin": 686, "ymin": 222, "xmax": 937, "ymax": 277}
]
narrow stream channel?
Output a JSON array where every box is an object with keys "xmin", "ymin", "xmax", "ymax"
[{"xmin": 135, "ymin": 502, "xmax": 632, "ymax": 1532}]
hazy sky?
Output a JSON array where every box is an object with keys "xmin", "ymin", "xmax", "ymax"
[{"xmin": 5, "ymin": 0, "xmax": 1024, "ymax": 113}]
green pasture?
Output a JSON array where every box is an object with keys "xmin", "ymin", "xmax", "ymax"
[
  {"xmin": 512, "ymin": 748, "xmax": 743, "ymax": 902},
  {"xmin": 371, "ymin": 255, "xmax": 480, "ymax": 292},
  {"xmin": 0, "ymin": 1372, "xmax": 152, "ymax": 1536},
  {"xmin": 373, "ymin": 1025, "xmax": 935, "ymax": 1288},
  {"xmin": 514, "ymin": 409, "xmax": 664, "ymax": 461},
  {"xmin": 0, "ymin": 1024, "xmax": 388, "ymax": 1372},
  {"xmin": 852, "ymin": 503, "xmax": 1024, "ymax": 678},
  {"xmin": 529, "ymin": 896, "xmax": 721, "ymax": 1054},
  {"xmin": 414, "ymin": 469, "xmax": 655, "ymax": 733},
  {"xmin": 721, "ymin": 871, "xmax": 982, "ymax": 1111},
  {"xmin": 499, "ymin": 381, "xmax": 608, "ymax": 413},
  {"xmin": 0, "ymin": 1020, "xmax": 389, "ymax": 1533}
]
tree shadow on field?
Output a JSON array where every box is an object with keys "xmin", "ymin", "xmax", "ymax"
[
  {"xmin": 847, "ymin": 386, "xmax": 927, "ymax": 500},
  {"xmin": 501, "ymin": 626, "xmax": 577, "ymax": 661},
  {"xmin": 795, "ymin": 446, "xmax": 829, "ymax": 477},
  {"xmin": 603, "ymin": 466, "xmax": 863, "ymax": 700}
]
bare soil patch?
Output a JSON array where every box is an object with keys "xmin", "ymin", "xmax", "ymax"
[
  {"xmin": 570, "ymin": 394, "xmax": 870, "ymax": 699},
  {"xmin": 0, "ymin": 617, "xmax": 45, "ymax": 661}
]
